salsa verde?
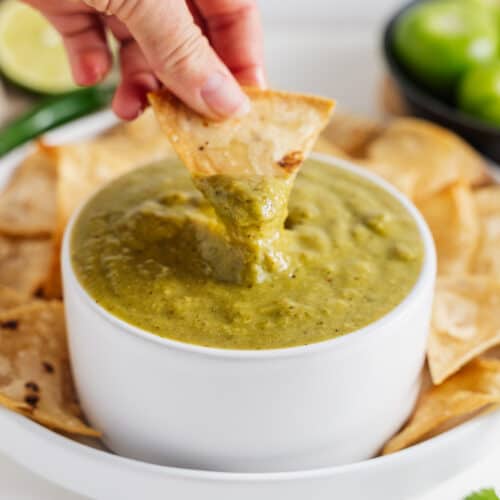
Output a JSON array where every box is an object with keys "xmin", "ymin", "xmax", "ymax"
[{"xmin": 71, "ymin": 159, "xmax": 423, "ymax": 350}]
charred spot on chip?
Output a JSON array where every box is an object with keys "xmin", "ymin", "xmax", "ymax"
[
  {"xmin": 42, "ymin": 361, "xmax": 54, "ymax": 374},
  {"xmin": 198, "ymin": 145, "xmax": 205, "ymax": 151},
  {"xmin": 34, "ymin": 287, "xmax": 44, "ymax": 298},
  {"xmin": 24, "ymin": 394, "xmax": 39, "ymax": 407},
  {"xmin": 277, "ymin": 151, "xmax": 304, "ymax": 173},
  {"xmin": 25, "ymin": 381, "xmax": 39, "ymax": 392},
  {"xmin": 1, "ymin": 320, "xmax": 18, "ymax": 330}
]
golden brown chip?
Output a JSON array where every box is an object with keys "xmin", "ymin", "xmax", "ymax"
[
  {"xmin": 0, "ymin": 148, "xmax": 56, "ymax": 237},
  {"xmin": 148, "ymin": 87, "xmax": 335, "ymax": 177},
  {"xmin": 0, "ymin": 236, "xmax": 52, "ymax": 295},
  {"xmin": 383, "ymin": 358, "xmax": 500, "ymax": 454},
  {"xmin": 358, "ymin": 159, "xmax": 420, "ymax": 199},
  {"xmin": 313, "ymin": 136, "xmax": 349, "ymax": 158},
  {"xmin": 366, "ymin": 118, "xmax": 490, "ymax": 200},
  {"xmin": 54, "ymin": 108, "xmax": 174, "ymax": 230},
  {"xmin": 0, "ymin": 301, "xmax": 99, "ymax": 437},
  {"xmin": 380, "ymin": 75, "xmax": 409, "ymax": 118},
  {"xmin": 0, "ymin": 285, "xmax": 30, "ymax": 311},
  {"xmin": 321, "ymin": 113, "xmax": 384, "ymax": 158},
  {"xmin": 428, "ymin": 276, "xmax": 500, "ymax": 384},
  {"xmin": 417, "ymin": 183, "xmax": 479, "ymax": 275},
  {"xmin": 40, "ymin": 238, "xmax": 62, "ymax": 299},
  {"xmin": 472, "ymin": 185, "xmax": 500, "ymax": 279}
]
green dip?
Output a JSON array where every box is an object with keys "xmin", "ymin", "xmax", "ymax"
[{"xmin": 71, "ymin": 159, "xmax": 423, "ymax": 350}]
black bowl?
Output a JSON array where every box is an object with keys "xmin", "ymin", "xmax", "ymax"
[{"xmin": 383, "ymin": 0, "xmax": 500, "ymax": 163}]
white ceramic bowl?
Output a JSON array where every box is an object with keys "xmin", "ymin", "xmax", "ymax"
[{"xmin": 61, "ymin": 154, "xmax": 436, "ymax": 473}]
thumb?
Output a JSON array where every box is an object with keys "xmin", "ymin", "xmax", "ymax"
[{"xmin": 85, "ymin": 0, "xmax": 250, "ymax": 118}]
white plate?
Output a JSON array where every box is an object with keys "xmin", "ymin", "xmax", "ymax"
[
  {"xmin": 1, "ymin": 109, "xmax": 500, "ymax": 500},
  {"xmin": 1, "ymin": 26, "xmax": 500, "ymax": 500},
  {"xmin": 0, "ymin": 403, "xmax": 498, "ymax": 500}
]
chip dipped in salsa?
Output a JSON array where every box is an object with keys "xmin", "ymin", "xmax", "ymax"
[{"xmin": 71, "ymin": 157, "xmax": 423, "ymax": 350}]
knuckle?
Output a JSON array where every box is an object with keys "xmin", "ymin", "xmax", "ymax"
[
  {"xmin": 152, "ymin": 25, "xmax": 209, "ymax": 77},
  {"xmin": 208, "ymin": 2, "xmax": 258, "ymax": 31},
  {"xmin": 84, "ymin": 0, "xmax": 134, "ymax": 18}
]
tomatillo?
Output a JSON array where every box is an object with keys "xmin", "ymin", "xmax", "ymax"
[
  {"xmin": 393, "ymin": 0, "xmax": 498, "ymax": 94},
  {"xmin": 458, "ymin": 61, "xmax": 500, "ymax": 126}
]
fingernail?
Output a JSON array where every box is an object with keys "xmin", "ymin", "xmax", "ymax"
[
  {"xmin": 79, "ymin": 50, "xmax": 109, "ymax": 85},
  {"xmin": 251, "ymin": 67, "xmax": 268, "ymax": 89},
  {"xmin": 201, "ymin": 72, "xmax": 250, "ymax": 118}
]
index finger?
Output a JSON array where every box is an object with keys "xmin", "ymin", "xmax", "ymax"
[{"xmin": 194, "ymin": 0, "xmax": 266, "ymax": 88}]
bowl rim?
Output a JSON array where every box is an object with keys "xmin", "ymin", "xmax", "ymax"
[
  {"xmin": 382, "ymin": 0, "xmax": 500, "ymax": 137},
  {"xmin": 62, "ymin": 153, "xmax": 437, "ymax": 360}
]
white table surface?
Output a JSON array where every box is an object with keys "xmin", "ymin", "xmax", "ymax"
[{"xmin": 1, "ymin": 1, "xmax": 500, "ymax": 498}]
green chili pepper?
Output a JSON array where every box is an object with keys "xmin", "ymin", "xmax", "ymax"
[{"xmin": 0, "ymin": 85, "xmax": 114, "ymax": 157}]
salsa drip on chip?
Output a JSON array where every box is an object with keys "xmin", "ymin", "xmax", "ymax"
[{"xmin": 149, "ymin": 88, "xmax": 335, "ymax": 285}]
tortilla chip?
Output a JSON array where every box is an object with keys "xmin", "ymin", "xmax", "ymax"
[
  {"xmin": 148, "ymin": 87, "xmax": 335, "ymax": 177},
  {"xmin": 383, "ymin": 358, "xmax": 500, "ymax": 454},
  {"xmin": 472, "ymin": 186, "xmax": 500, "ymax": 279},
  {"xmin": 417, "ymin": 183, "xmax": 479, "ymax": 275},
  {"xmin": 380, "ymin": 75, "xmax": 409, "ymax": 118},
  {"xmin": 0, "ymin": 286, "xmax": 30, "ymax": 311},
  {"xmin": 0, "ymin": 301, "xmax": 99, "ymax": 437},
  {"xmin": 366, "ymin": 118, "xmax": 490, "ymax": 200},
  {"xmin": 428, "ymin": 276, "xmax": 500, "ymax": 384},
  {"xmin": 0, "ymin": 237, "xmax": 52, "ymax": 295},
  {"xmin": 321, "ymin": 113, "xmax": 383, "ymax": 158},
  {"xmin": 313, "ymin": 136, "xmax": 349, "ymax": 158},
  {"xmin": 0, "ymin": 148, "xmax": 56, "ymax": 237},
  {"xmin": 54, "ymin": 108, "xmax": 174, "ymax": 229},
  {"xmin": 40, "ymin": 238, "xmax": 62, "ymax": 299},
  {"xmin": 358, "ymin": 159, "xmax": 420, "ymax": 199}
]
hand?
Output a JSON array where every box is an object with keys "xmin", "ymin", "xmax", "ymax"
[{"xmin": 24, "ymin": 0, "xmax": 265, "ymax": 120}]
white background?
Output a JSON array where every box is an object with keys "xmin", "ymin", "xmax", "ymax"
[{"xmin": 1, "ymin": 1, "xmax": 500, "ymax": 499}]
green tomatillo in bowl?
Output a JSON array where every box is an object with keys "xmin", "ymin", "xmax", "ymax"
[
  {"xmin": 393, "ymin": 0, "xmax": 498, "ymax": 94},
  {"xmin": 458, "ymin": 61, "xmax": 500, "ymax": 126}
]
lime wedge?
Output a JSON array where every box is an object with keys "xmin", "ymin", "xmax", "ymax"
[{"xmin": 0, "ymin": 0, "xmax": 78, "ymax": 94}]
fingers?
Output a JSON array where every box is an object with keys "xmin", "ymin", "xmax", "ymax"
[
  {"xmin": 104, "ymin": 16, "xmax": 159, "ymax": 119},
  {"xmin": 195, "ymin": 0, "xmax": 266, "ymax": 88},
  {"xmin": 84, "ymin": 0, "xmax": 249, "ymax": 118},
  {"xmin": 114, "ymin": 40, "xmax": 160, "ymax": 120},
  {"xmin": 43, "ymin": 12, "xmax": 112, "ymax": 86}
]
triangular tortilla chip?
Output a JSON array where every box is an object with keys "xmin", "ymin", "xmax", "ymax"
[
  {"xmin": 54, "ymin": 108, "xmax": 174, "ymax": 230},
  {"xmin": 0, "ymin": 147, "xmax": 56, "ymax": 237},
  {"xmin": 40, "ymin": 238, "xmax": 62, "ymax": 299},
  {"xmin": 417, "ymin": 182, "xmax": 479, "ymax": 275},
  {"xmin": 321, "ymin": 113, "xmax": 383, "ymax": 158},
  {"xmin": 357, "ymin": 159, "xmax": 417, "ymax": 199},
  {"xmin": 0, "ymin": 236, "xmax": 52, "ymax": 295},
  {"xmin": 428, "ymin": 276, "xmax": 500, "ymax": 384},
  {"xmin": 313, "ymin": 136, "xmax": 349, "ymax": 159},
  {"xmin": 148, "ymin": 87, "xmax": 335, "ymax": 177},
  {"xmin": 383, "ymin": 358, "xmax": 500, "ymax": 454},
  {"xmin": 0, "ymin": 285, "xmax": 31, "ymax": 311},
  {"xmin": 366, "ymin": 118, "xmax": 491, "ymax": 200},
  {"xmin": 472, "ymin": 186, "xmax": 500, "ymax": 279},
  {"xmin": 381, "ymin": 75, "xmax": 409, "ymax": 117},
  {"xmin": 0, "ymin": 301, "xmax": 99, "ymax": 437}
]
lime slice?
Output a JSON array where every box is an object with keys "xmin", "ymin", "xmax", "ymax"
[{"xmin": 0, "ymin": 0, "xmax": 78, "ymax": 94}]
